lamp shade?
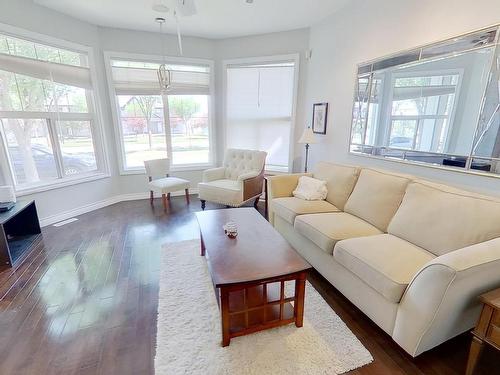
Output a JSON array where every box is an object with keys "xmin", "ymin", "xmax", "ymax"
[{"xmin": 298, "ymin": 126, "xmax": 317, "ymax": 144}]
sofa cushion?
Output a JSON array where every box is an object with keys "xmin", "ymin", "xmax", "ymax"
[
  {"xmin": 344, "ymin": 169, "xmax": 411, "ymax": 231},
  {"xmin": 388, "ymin": 181, "xmax": 500, "ymax": 256},
  {"xmin": 198, "ymin": 179, "xmax": 243, "ymax": 206},
  {"xmin": 294, "ymin": 212, "xmax": 382, "ymax": 255},
  {"xmin": 313, "ymin": 162, "xmax": 360, "ymax": 210},
  {"xmin": 272, "ymin": 197, "xmax": 339, "ymax": 225},
  {"xmin": 334, "ymin": 234, "xmax": 435, "ymax": 303}
]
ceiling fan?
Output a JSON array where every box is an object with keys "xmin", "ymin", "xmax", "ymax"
[{"xmin": 152, "ymin": 0, "xmax": 197, "ymax": 56}]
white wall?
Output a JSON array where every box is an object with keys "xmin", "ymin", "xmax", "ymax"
[
  {"xmin": 304, "ymin": 0, "xmax": 500, "ymax": 196},
  {"xmin": 0, "ymin": 0, "xmax": 309, "ymax": 223}
]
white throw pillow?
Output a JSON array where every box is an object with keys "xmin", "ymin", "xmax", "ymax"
[{"xmin": 293, "ymin": 176, "xmax": 328, "ymax": 201}]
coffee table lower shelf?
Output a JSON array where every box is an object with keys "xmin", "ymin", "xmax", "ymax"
[{"xmin": 217, "ymin": 272, "xmax": 307, "ymax": 347}]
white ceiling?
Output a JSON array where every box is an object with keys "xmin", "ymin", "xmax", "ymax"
[{"xmin": 34, "ymin": 0, "xmax": 349, "ymax": 39}]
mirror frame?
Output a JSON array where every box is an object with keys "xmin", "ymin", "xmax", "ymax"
[{"xmin": 349, "ymin": 24, "xmax": 500, "ymax": 178}]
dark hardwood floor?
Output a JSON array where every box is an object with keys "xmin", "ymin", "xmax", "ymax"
[{"xmin": 0, "ymin": 196, "xmax": 498, "ymax": 374}]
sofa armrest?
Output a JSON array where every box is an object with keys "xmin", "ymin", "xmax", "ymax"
[
  {"xmin": 393, "ymin": 237, "xmax": 500, "ymax": 356},
  {"xmin": 267, "ymin": 173, "xmax": 311, "ymax": 225},
  {"xmin": 202, "ymin": 167, "xmax": 226, "ymax": 182}
]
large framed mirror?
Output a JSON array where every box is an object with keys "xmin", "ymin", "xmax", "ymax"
[{"xmin": 350, "ymin": 25, "xmax": 500, "ymax": 177}]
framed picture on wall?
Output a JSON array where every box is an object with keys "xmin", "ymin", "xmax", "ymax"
[{"xmin": 312, "ymin": 102, "xmax": 328, "ymax": 134}]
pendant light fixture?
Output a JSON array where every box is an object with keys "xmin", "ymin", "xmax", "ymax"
[{"xmin": 156, "ymin": 17, "xmax": 171, "ymax": 95}]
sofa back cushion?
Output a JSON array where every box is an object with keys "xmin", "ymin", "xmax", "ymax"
[
  {"xmin": 388, "ymin": 181, "xmax": 500, "ymax": 256},
  {"xmin": 344, "ymin": 169, "xmax": 410, "ymax": 231},
  {"xmin": 223, "ymin": 149, "xmax": 267, "ymax": 180},
  {"xmin": 312, "ymin": 162, "xmax": 360, "ymax": 210}
]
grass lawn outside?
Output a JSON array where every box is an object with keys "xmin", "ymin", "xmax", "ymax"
[
  {"xmin": 122, "ymin": 133, "xmax": 210, "ymax": 167},
  {"xmin": 48, "ymin": 133, "xmax": 210, "ymax": 167}
]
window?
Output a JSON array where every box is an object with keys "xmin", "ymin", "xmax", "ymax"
[
  {"xmin": 0, "ymin": 32, "xmax": 105, "ymax": 191},
  {"xmin": 351, "ymin": 76, "xmax": 383, "ymax": 145},
  {"xmin": 117, "ymin": 94, "xmax": 165, "ymax": 169},
  {"xmin": 225, "ymin": 57, "xmax": 298, "ymax": 172},
  {"xmin": 388, "ymin": 73, "xmax": 460, "ymax": 152},
  {"xmin": 168, "ymin": 95, "xmax": 210, "ymax": 165},
  {"xmin": 107, "ymin": 57, "xmax": 213, "ymax": 171}
]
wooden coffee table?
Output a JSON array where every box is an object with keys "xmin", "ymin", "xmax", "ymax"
[{"xmin": 195, "ymin": 208, "xmax": 312, "ymax": 347}]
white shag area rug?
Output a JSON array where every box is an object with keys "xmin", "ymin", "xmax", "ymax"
[{"xmin": 155, "ymin": 240, "xmax": 373, "ymax": 375}]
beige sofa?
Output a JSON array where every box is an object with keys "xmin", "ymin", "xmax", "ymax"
[{"xmin": 268, "ymin": 162, "xmax": 500, "ymax": 357}]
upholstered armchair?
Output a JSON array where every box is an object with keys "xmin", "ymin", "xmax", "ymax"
[{"xmin": 198, "ymin": 149, "xmax": 267, "ymax": 210}]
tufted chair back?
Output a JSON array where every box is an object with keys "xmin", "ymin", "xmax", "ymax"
[{"xmin": 223, "ymin": 149, "xmax": 266, "ymax": 180}]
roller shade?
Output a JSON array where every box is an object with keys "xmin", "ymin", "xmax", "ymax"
[
  {"xmin": 226, "ymin": 61, "xmax": 296, "ymax": 172},
  {"xmin": 111, "ymin": 65, "xmax": 210, "ymax": 95},
  {"xmin": 0, "ymin": 52, "xmax": 92, "ymax": 89}
]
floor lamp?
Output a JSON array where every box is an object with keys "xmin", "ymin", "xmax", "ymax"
[{"xmin": 298, "ymin": 126, "xmax": 317, "ymax": 172}]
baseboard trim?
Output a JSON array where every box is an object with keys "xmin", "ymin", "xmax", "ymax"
[{"xmin": 39, "ymin": 189, "xmax": 199, "ymax": 227}]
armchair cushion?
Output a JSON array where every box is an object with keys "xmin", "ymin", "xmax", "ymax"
[
  {"xmin": 198, "ymin": 179, "xmax": 243, "ymax": 207},
  {"xmin": 334, "ymin": 234, "xmax": 435, "ymax": 303},
  {"xmin": 272, "ymin": 197, "xmax": 339, "ymax": 225},
  {"xmin": 295, "ymin": 212, "xmax": 382, "ymax": 255}
]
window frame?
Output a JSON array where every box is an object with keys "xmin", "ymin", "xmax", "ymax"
[
  {"xmin": 103, "ymin": 51, "xmax": 216, "ymax": 175},
  {"xmin": 222, "ymin": 54, "xmax": 300, "ymax": 173},
  {"xmin": 0, "ymin": 22, "xmax": 110, "ymax": 196},
  {"xmin": 384, "ymin": 69, "xmax": 463, "ymax": 153}
]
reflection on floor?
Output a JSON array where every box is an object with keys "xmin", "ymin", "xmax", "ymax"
[{"xmin": 0, "ymin": 196, "xmax": 497, "ymax": 374}]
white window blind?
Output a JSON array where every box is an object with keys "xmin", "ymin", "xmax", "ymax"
[
  {"xmin": 226, "ymin": 60, "xmax": 296, "ymax": 172},
  {"xmin": 0, "ymin": 53, "xmax": 92, "ymax": 89},
  {"xmin": 111, "ymin": 61, "xmax": 210, "ymax": 95}
]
